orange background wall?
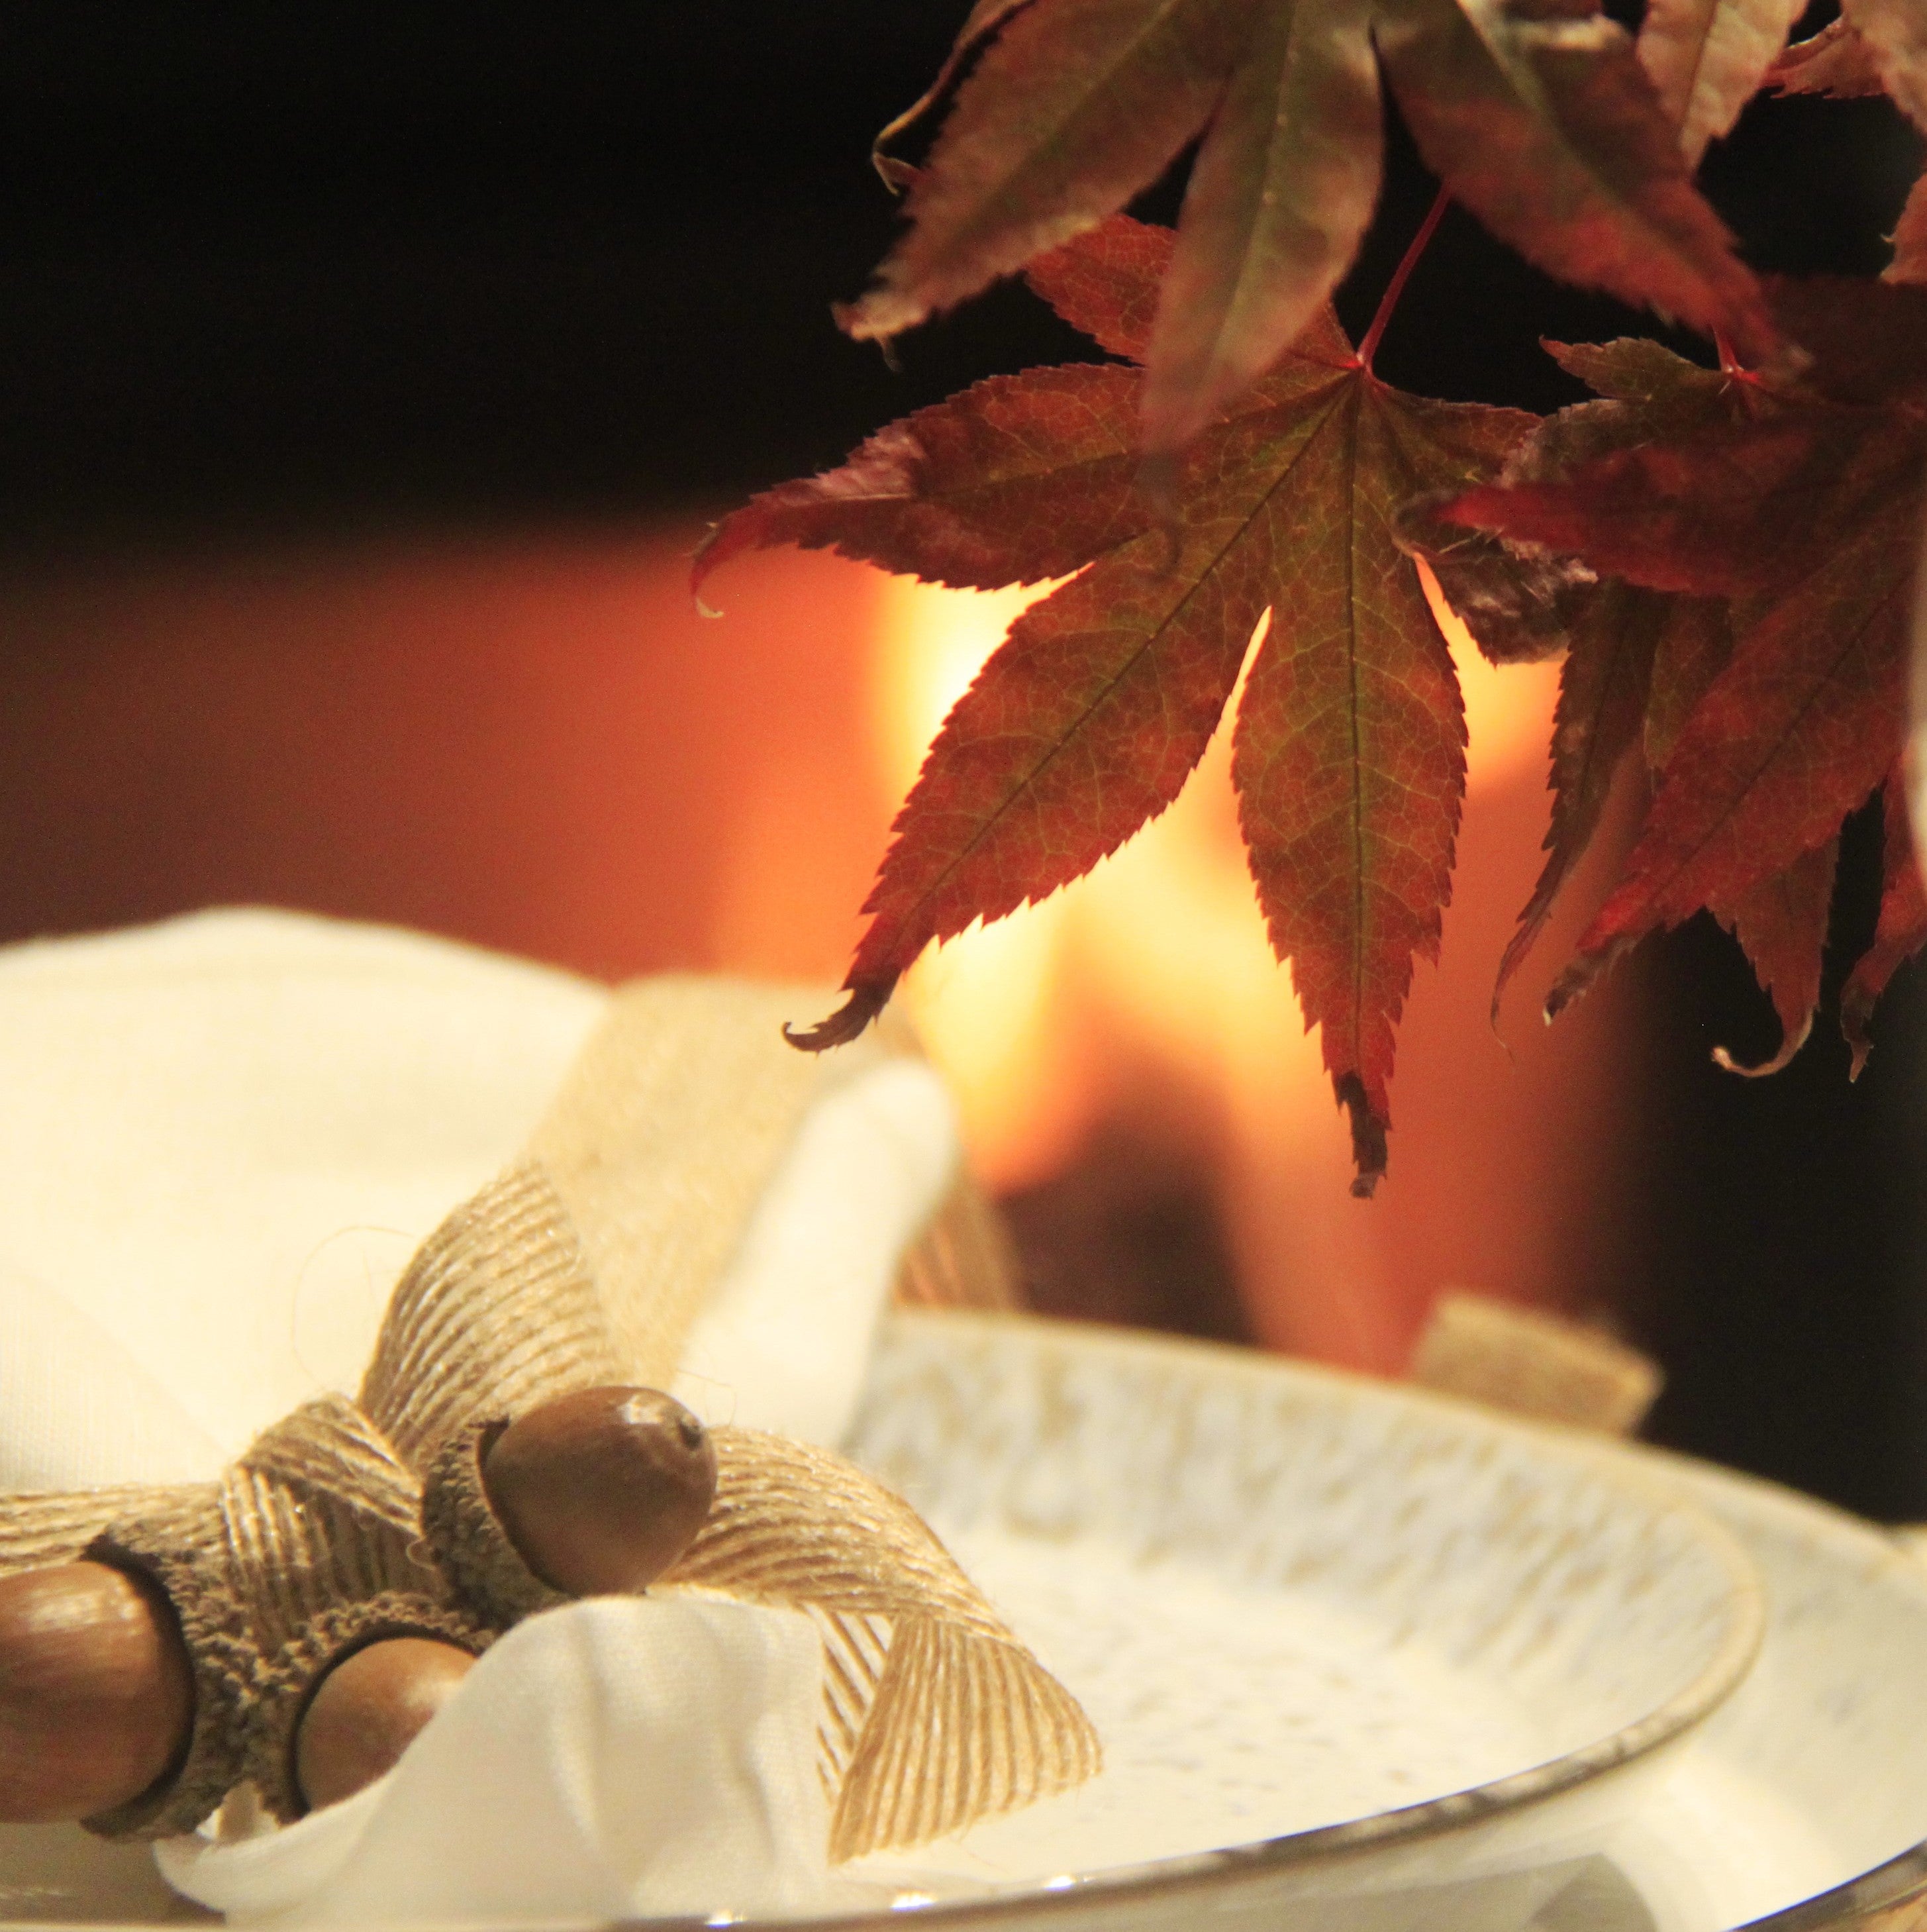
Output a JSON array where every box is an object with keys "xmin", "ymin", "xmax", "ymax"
[{"xmin": 0, "ymin": 525, "xmax": 1638, "ymax": 1371}]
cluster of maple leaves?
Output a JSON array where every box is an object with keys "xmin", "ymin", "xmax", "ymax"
[{"xmin": 697, "ymin": 0, "xmax": 1927, "ymax": 1195}]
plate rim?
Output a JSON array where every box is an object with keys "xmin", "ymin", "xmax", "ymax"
[{"xmin": 829, "ymin": 1306, "xmax": 1772, "ymax": 1922}]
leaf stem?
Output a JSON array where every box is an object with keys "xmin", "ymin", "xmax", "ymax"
[{"xmin": 1356, "ymin": 186, "xmax": 1451, "ymax": 374}]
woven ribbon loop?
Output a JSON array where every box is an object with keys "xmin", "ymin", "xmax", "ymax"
[{"xmin": 0, "ymin": 977, "xmax": 1090, "ymax": 1853}]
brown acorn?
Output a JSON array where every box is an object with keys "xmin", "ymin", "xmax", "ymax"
[
  {"xmin": 483, "ymin": 1386, "xmax": 717, "ymax": 1598},
  {"xmin": 293, "ymin": 1636, "xmax": 475, "ymax": 1813},
  {"xmin": 0, "ymin": 1559, "xmax": 193, "ymax": 1822}
]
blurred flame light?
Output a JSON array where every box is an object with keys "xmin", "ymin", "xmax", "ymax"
[
  {"xmin": 867, "ymin": 566, "xmax": 1616, "ymax": 1372},
  {"xmin": 872, "ymin": 571, "xmax": 1560, "ymax": 1185},
  {"xmin": 0, "ymin": 528, "xmax": 1623, "ymax": 1376}
]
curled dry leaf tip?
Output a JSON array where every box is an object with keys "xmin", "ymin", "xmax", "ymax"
[
  {"xmin": 1710, "ymin": 1018, "xmax": 1813, "ymax": 1080},
  {"xmin": 1541, "ymin": 932, "xmax": 1634, "ymax": 1030},
  {"xmin": 1335, "ymin": 1075, "xmax": 1389, "ymax": 1199},
  {"xmin": 1542, "ymin": 970, "xmax": 1587, "ymax": 1028},
  {"xmin": 689, "ymin": 530, "xmax": 728, "ymax": 617},
  {"xmin": 782, "ymin": 982, "xmax": 896, "ymax": 1054}
]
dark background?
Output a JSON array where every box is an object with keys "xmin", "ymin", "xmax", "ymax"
[{"xmin": 3, "ymin": 3, "xmax": 1927, "ymax": 1513}]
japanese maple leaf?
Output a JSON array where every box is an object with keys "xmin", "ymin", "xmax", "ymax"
[
  {"xmin": 1638, "ymin": 0, "xmax": 1807, "ymax": 164},
  {"xmin": 698, "ymin": 216, "xmax": 1536, "ymax": 1194},
  {"xmin": 1889, "ymin": 181, "xmax": 1927, "ymax": 285},
  {"xmin": 1442, "ymin": 279, "xmax": 1927, "ymax": 1062},
  {"xmin": 1765, "ymin": 17, "xmax": 1890, "ymax": 98},
  {"xmin": 1400, "ymin": 335, "xmax": 1748, "ymax": 1019},
  {"xmin": 1838, "ymin": 0, "xmax": 1927, "ymax": 128},
  {"xmin": 1706, "ymin": 834, "xmax": 1840, "ymax": 1075},
  {"xmin": 1843, "ymin": 772, "xmax": 1927, "ymax": 1076},
  {"xmin": 838, "ymin": 0, "xmax": 1777, "ymax": 457}
]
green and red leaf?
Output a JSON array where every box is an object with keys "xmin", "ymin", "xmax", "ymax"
[
  {"xmin": 1708, "ymin": 834, "xmax": 1840, "ymax": 1076},
  {"xmin": 1491, "ymin": 582, "xmax": 1664, "ymax": 1016},
  {"xmin": 693, "ymin": 367, "xmax": 1150, "ymax": 593},
  {"xmin": 852, "ymin": 0, "xmax": 1779, "ymax": 452},
  {"xmin": 815, "ymin": 518, "xmax": 1269, "ymax": 1046},
  {"xmin": 1643, "ymin": 593, "xmax": 1735, "ymax": 773},
  {"xmin": 1373, "ymin": 0, "xmax": 1781, "ymax": 368},
  {"xmin": 1545, "ymin": 503, "xmax": 1914, "ymax": 1018},
  {"xmin": 870, "ymin": 0, "xmax": 1046, "ymax": 166},
  {"xmin": 1554, "ymin": 329, "xmax": 1743, "ymax": 403},
  {"xmin": 839, "ymin": 0, "xmax": 1253, "ymax": 345},
  {"xmin": 1436, "ymin": 283, "xmax": 1927, "ymax": 1057},
  {"xmin": 1139, "ymin": 0, "xmax": 1383, "ymax": 453},
  {"xmin": 1024, "ymin": 212, "xmax": 1177, "ymax": 359},
  {"xmin": 711, "ymin": 216, "xmax": 1534, "ymax": 1190},
  {"xmin": 1448, "ymin": 407, "xmax": 1908, "ymax": 599},
  {"xmin": 1842, "ymin": 772, "xmax": 1927, "ymax": 1076},
  {"xmin": 1232, "ymin": 376, "xmax": 1529, "ymax": 1194}
]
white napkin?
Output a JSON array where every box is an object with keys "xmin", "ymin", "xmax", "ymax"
[
  {"xmin": 0, "ymin": 909, "xmax": 960, "ymax": 1924},
  {"xmin": 158, "ymin": 1597, "xmax": 842, "ymax": 1926}
]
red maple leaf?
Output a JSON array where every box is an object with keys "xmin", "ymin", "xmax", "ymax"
[
  {"xmin": 1837, "ymin": 0, "xmax": 1927, "ymax": 128},
  {"xmin": 1843, "ymin": 772, "xmax": 1927, "ymax": 1076},
  {"xmin": 1889, "ymin": 181, "xmax": 1927, "ymax": 286},
  {"xmin": 1639, "ymin": 0, "xmax": 1811, "ymax": 162},
  {"xmin": 1769, "ymin": 8, "xmax": 1927, "ymax": 289},
  {"xmin": 1767, "ymin": 17, "xmax": 1890, "ymax": 99},
  {"xmin": 1399, "ymin": 336, "xmax": 1747, "ymax": 1018},
  {"xmin": 836, "ymin": 0, "xmax": 1781, "ymax": 456},
  {"xmin": 698, "ymin": 217, "xmax": 1537, "ymax": 1194},
  {"xmin": 1708, "ymin": 835, "xmax": 1840, "ymax": 1075},
  {"xmin": 1441, "ymin": 279, "xmax": 1927, "ymax": 1062}
]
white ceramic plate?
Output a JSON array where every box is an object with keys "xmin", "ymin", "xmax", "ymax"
[
  {"xmin": 8, "ymin": 1309, "xmax": 1918, "ymax": 1932},
  {"xmin": 1606, "ymin": 1445, "xmax": 1927, "ymax": 1932},
  {"xmin": 832, "ymin": 1310, "xmax": 1762, "ymax": 1932}
]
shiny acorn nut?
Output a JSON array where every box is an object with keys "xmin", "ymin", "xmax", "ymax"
[
  {"xmin": 482, "ymin": 1386, "xmax": 718, "ymax": 1598},
  {"xmin": 0, "ymin": 1559, "xmax": 193, "ymax": 1822},
  {"xmin": 293, "ymin": 1635, "xmax": 474, "ymax": 1813}
]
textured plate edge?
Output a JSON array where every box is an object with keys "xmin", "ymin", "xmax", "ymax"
[{"xmin": 815, "ymin": 1307, "xmax": 1773, "ymax": 1927}]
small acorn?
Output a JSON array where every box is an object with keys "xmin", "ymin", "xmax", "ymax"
[
  {"xmin": 483, "ymin": 1386, "xmax": 718, "ymax": 1598},
  {"xmin": 293, "ymin": 1635, "xmax": 475, "ymax": 1813},
  {"xmin": 0, "ymin": 1559, "xmax": 193, "ymax": 1822}
]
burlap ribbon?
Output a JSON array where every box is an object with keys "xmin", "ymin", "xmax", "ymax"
[{"xmin": 0, "ymin": 978, "xmax": 1095, "ymax": 1858}]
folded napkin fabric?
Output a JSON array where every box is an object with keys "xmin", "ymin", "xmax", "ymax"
[
  {"xmin": 0, "ymin": 911, "xmax": 607, "ymax": 1482},
  {"xmin": 158, "ymin": 1596, "xmax": 846, "ymax": 1925},
  {"xmin": 0, "ymin": 907, "xmax": 958, "ymax": 1482}
]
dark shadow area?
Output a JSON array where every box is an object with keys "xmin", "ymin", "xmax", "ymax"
[
  {"xmin": 1630, "ymin": 805, "xmax": 1927, "ymax": 1521},
  {"xmin": 1000, "ymin": 1129, "xmax": 1254, "ymax": 1347},
  {"xmin": 0, "ymin": 5, "xmax": 1913, "ymax": 547}
]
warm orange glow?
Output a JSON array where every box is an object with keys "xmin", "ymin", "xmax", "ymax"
[
  {"xmin": 870, "ymin": 565, "xmax": 1620, "ymax": 1373},
  {"xmin": 1418, "ymin": 559, "xmax": 1561, "ymax": 794},
  {"xmin": 0, "ymin": 525, "xmax": 1626, "ymax": 1380},
  {"xmin": 869, "ymin": 579, "xmax": 1086, "ymax": 1189}
]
